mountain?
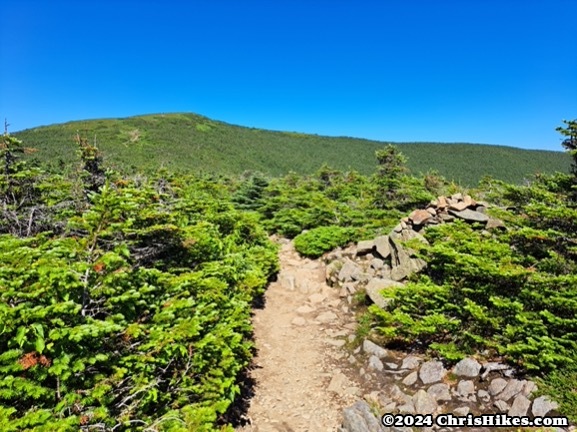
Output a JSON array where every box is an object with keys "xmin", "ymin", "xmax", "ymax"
[{"xmin": 14, "ymin": 113, "xmax": 571, "ymax": 185}]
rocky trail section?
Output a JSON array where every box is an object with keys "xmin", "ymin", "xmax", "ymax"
[{"xmin": 237, "ymin": 239, "xmax": 361, "ymax": 432}]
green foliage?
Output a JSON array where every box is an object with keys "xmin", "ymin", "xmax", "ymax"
[
  {"xmin": 294, "ymin": 226, "xmax": 356, "ymax": 258},
  {"xmin": 14, "ymin": 113, "xmax": 571, "ymax": 186},
  {"xmin": 0, "ymin": 136, "xmax": 279, "ymax": 430}
]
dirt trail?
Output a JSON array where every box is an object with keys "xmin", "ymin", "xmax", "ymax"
[{"xmin": 237, "ymin": 239, "xmax": 360, "ymax": 432}]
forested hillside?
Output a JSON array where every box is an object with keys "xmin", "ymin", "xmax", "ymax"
[
  {"xmin": 1, "ymin": 119, "xmax": 576, "ymax": 429},
  {"xmin": 14, "ymin": 113, "xmax": 571, "ymax": 186}
]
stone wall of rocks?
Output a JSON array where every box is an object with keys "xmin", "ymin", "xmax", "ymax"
[
  {"xmin": 329, "ymin": 195, "xmax": 573, "ymax": 431},
  {"xmin": 340, "ymin": 340, "xmax": 568, "ymax": 432}
]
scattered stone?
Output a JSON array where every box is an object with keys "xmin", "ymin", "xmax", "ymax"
[
  {"xmin": 338, "ymin": 260, "xmax": 362, "ymax": 282},
  {"xmin": 296, "ymin": 305, "xmax": 316, "ymax": 315},
  {"xmin": 370, "ymin": 258, "xmax": 385, "ymax": 270},
  {"xmin": 449, "ymin": 208, "xmax": 490, "ymax": 223},
  {"xmin": 400, "ymin": 355, "xmax": 422, "ymax": 370},
  {"xmin": 316, "ymin": 311, "xmax": 338, "ymax": 323},
  {"xmin": 488, "ymin": 377, "xmax": 508, "ymax": 396},
  {"xmin": 477, "ymin": 389, "xmax": 491, "ymax": 403},
  {"xmin": 494, "ymin": 400, "xmax": 510, "ymax": 412},
  {"xmin": 419, "ymin": 360, "xmax": 446, "ymax": 384},
  {"xmin": 508, "ymin": 394, "xmax": 531, "ymax": 416},
  {"xmin": 456, "ymin": 380, "xmax": 475, "ymax": 400},
  {"xmin": 453, "ymin": 358, "xmax": 481, "ymax": 377},
  {"xmin": 480, "ymin": 362, "xmax": 510, "ymax": 380},
  {"xmin": 328, "ymin": 371, "xmax": 348, "ymax": 393},
  {"xmin": 368, "ymin": 355, "xmax": 384, "ymax": 371},
  {"xmin": 356, "ymin": 240, "xmax": 374, "ymax": 256},
  {"xmin": 341, "ymin": 400, "xmax": 386, "ymax": 432},
  {"xmin": 413, "ymin": 389, "xmax": 438, "ymax": 414},
  {"xmin": 453, "ymin": 406, "xmax": 470, "ymax": 416},
  {"xmin": 486, "ymin": 218, "xmax": 506, "ymax": 230},
  {"xmin": 532, "ymin": 395, "xmax": 559, "ymax": 417},
  {"xmin": 365, "ymin": 278, "xmax": 403, "ymax": 309},
  {"xmin": 363, "ymin": 340, "xmax": 389, "ymax": 359},
  {"xmin": 326, "ymin": 338, "xmax": 346, "ymax": 347},
  {"xmin": 373, "ymin": 236, "xmax": 391, "ymax": 259},
  {"xmin": 309, "ymin": 293, "xmax": 326, "ymax": 304},
  {"xmin": 409, "ymin": 209, "xmax": 433, "ymax": 225},
  {"xmin": 496, "ymin": 379, "xmax": 525, "ymax": 402},
  {"xmin": 522, "ymin": 380, "xmax": 537, "ymax": 396},
  {"xmin": 427, "ymin": 383, "xmax": 452, "ymax": 402},
  {"xmin": 402, "ymin": 371, "xmax": 418, "ymax": 386}
]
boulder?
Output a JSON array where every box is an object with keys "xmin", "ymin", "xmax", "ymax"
[
  {"xmin": 402, "ymin": 371, "xmax": 418, "ymax": 386},
  {"xmin": 486, "ymin": 218, "xmax": 506, "ymax": 230},
  {"xmin": 508, "ymin": 394, "xmax": 531, "ymax": 417},
  {"xmin": 373, "ymin": 236, "xmax": 391, "ymax": 259},
  {"xmin": 453, "ymin": 358, "xmax": 481, "ymax": 377},
  {"xmin": 341, "ymin": 401, "xmax": 386, "ymax": 432},
  {"xmin": 488, "ymin": 377, "xmax": 508, "ymax": 396},
  {"xmin": 495, "ymin": 379, "xmax": 525, "ymax": 402},
  {"xmin": 400, "ymin": 355, "xmax": 422, "ymax": 370},
  {"xmin": 356, "ymin": 240, "xmax": 374, "ymax": 256},
  {"xmin": 449, "ymin": 208, "xmax": 490, "ymax": 223},
  {"xmin": 409, "ymin": 209, "xmax": 432, "ymax": 226},
  {"xmin": 338, "ymin": 260, "xmax": 363, "ymax": 282},
  {"xmin": 413, "ymin": 389, "xmax": 438, "ymax": 415},
  {"xmin": 365, "ymin": 278, "xmax": 402, "ymax": 309},
  {"xmin": 427, "ymin": 383, "xmax": 452, "ymax": 402},
  {"xmin": 362, "ymin": 339, "xmax": 389, "ymax": 359},
  {"xmin": 531, "ymin": 395, "xmax": 559, "ymax": 417},
  {"xmin": 419, "ymin": 360, "xmax": 446, "ymax": 384}
]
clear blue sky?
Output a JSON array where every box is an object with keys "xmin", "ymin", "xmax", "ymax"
[{"xmin": 1, "ymin": 0, "xmax": 576, "ymax": 150}]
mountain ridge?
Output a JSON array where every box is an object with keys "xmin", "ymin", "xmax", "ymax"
[{"xmin": 14, "ymin": 112, "xmax": 571, "ymax": 185}]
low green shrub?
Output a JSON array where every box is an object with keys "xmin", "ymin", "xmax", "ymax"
[{"xmin": 293, "ymin": 225, "xmax": 356, "ymax": 258}]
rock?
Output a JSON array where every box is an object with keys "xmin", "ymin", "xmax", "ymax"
[
  {"xmin": 438, "ymin": 213, "xmax": 455, "ymax": 222},
  {"xmin": 486, "ymin": 218, "xmax": 506, "ymax": 230},
  {"xmin": 373, "ymin": 236, "xmax": 391, "ymax": 259},
  {"xmin": 356, "ymin": 240, "xmax": 374, "ymax": 255},
  {"xmin": 426, "ymin": 207, "xmax": 437, "ymax": 215},
  {"xmin": 296, "ymin": 305, "xmax": 316, "ymax": 315},
  {"xmin": 449, "ymin": 200, "xmax": 469, "ymax": 211},
  {"xmin": 341, "ymin": 400, "xmax": 386, "ymax": 432},
  {"xmin": 413, "ymin": 389, "xmax": 438, "ymax": 415},
  {"xmin": 494, "ymin": 400, "xmax": 510, "ymax": 412},
  {"xmin": 453, "ymin": 358, "xmax": 481, "ymax": 377},
  {"xmin": 496, "ymin": 379, "xmax": 525, "ymax": 402},
  {"xmin": 328, "ymin": 371, "xmax": 349, "ymax": 393},
  {"xmin": 409, "ymin": 209, "xmax": 432, "ymax": 226},
  {"xmin": 437, "ymin": 196, "xmax": 448, "ymax": 208},
  {"xmin": 385, "ymin": 362, "xmax": 398, "ymax": 370},
  {"xmin": 532, "ymin": 395, "xmax": 559, "ymax": 417},
  {"xmin": 508, "ymin": 394, "xmax": 531, "ymax": 417},
  {"xmin": 370, "ymin": 258, "xmax": 385, "ymax": 270},
  {"xmin": 449, "ymin": 208, "xmax": 490, "ymax": 223},
  {"xmin": 402, "ymin": 371, "xmax": 418, "ymax": 386},
  {"xmin": 488, "ymin": 377, "xmax": 508, "ymax": 396},
  {"xmin": 316, "ymin": 311, "xmax": 338, "ymax": 323},
  {"xmin": 480, "ymin": 362, "xmax": 510, "ymax": 380},
  {"xmin": 365, "ymin": 278, "xmax": 403, "ymax": 309},
  {"xmin": 309, "ymin": 293, "xmax": 326, "ymax": 304},
  {"xmin": 363, "ymin": 340, "xmax": 389, "ymax": 359},
  {"xmin": 477, "ymin": 389, "xmax": 491, "ymax": 403},
  {"xmin": 339, "ymin": 260, "xmax": 363, "ymax": 282},
  {"xmin": 400, "ymin": 355, "xmax": 422, "ymax": 370},
  {"xmin": 456, "ymin": 380, "xmax": 475, "ymax": 399},
  {"xmin": 451, "ymin": 192, "xmax": 463, "ymax": 201},
  {"xmin": 427, "ymin": 383, "xmax": 452, "ymax": 401},
  {"xmin": 419, "ymin": 360, "xmax": 446, "ymax": 384},
  {"xmin": 368, "ymin": 355, "xmax": 384, "ymax": 371},
  {"xmin": 522, "ymin": 380, "xmax": 537, "ymax": 396},
  {"xmin": 453, "ymin": 406, "xmax": 470, "ymax": 416}
]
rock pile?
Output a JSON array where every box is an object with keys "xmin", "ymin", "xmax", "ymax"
[
  {"xmin": 324, "ymin": 194, "xmax": 504, "ymax": 309},
  {"xmin": 340, "ymin": 340, "xmax": 569, "ymax": 432},
  {"xmin": 330, "ymin": 195, "xmax": 573, "ymax": 431}
]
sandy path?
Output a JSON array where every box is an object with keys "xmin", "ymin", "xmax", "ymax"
[{"xmin": 237, "ymin": 240, "xmax": 359, "ymax": 432}]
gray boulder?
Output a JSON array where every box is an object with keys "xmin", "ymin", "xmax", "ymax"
[
  {"xmin": 449, "ymin": 208, "xmax": 490, "ymax": 223},
  {"xmin": 531, "ymin": 395, "xmax": 559, "ymax": 417},
  {"xmin": 453, "ymin": 358, "xmax": 481, "ymax": 377},
  {"xmin": 508, "ymin": 394, "xmax": 531, "ymax": 417},
  {"xmin": 373, "ymin": 236, "xmax": 391, "ymax": 259},
  {"xmin": 365, "ymin": 278, "xmax": 403, "ymax": 309},
  {"xmin": 419, "ymin": 360, "xmax": 446, "ymax": 384},
  {"xmin": 341, "ymin": 400, "xmax": 386, "ymax": 432}
]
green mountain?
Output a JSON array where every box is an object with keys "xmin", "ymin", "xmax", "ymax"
[{"xmin": 14, "ymin": 112, "xmax": 571, "ymax": 185}]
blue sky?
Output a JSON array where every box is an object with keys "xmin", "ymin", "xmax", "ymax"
[{"xmin": 1, "ymin": 0, "xmax": 576, "ymax": 151}]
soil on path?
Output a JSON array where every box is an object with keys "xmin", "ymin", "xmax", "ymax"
[{"xmin": 237, "ymin": 239, "xmax": 361, "ymax": 432}]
